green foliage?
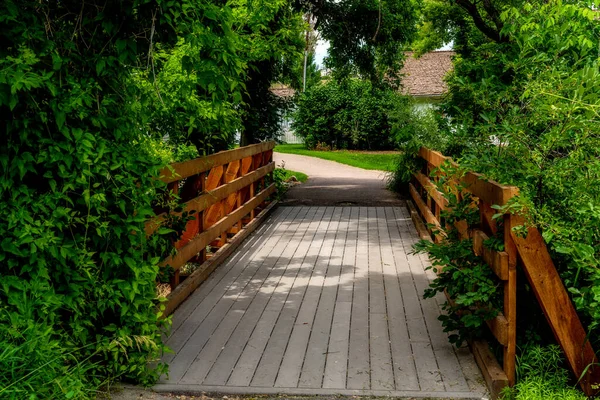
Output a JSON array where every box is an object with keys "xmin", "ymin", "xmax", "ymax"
[
  {"xmin": 436, "ymin": 0, "xmax": 600, "ymax": 347},
  {"xmin": 501, "ymin": 345, "xmax": 586, "ymax": 400},
  {"xmin": 303, "ymin": 0, "xmax": 417, "ymax": 84},
  {"xmin": 0, "ymin": 0, "xmax": 243, "ymax": 397},
  {"xmin": 293, "ymin": 79, "xmax": 410, "ymax": 150},
  {"xmin": 388, "ymin": 105, "xmax": 448, "ymax": 190},
  {"xmin": 414, "ymin": 166, "xmax": 502, "ymax": 346}
]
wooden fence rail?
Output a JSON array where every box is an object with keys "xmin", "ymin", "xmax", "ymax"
[
  {"xmin": 146, "ymin": 142, "xmax": 277, "ymax": 317},
  {"xmin": 410, "ymin": 147, "xmax": 600, "ymax": 398}
]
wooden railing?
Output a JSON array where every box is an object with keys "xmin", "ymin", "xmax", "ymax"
[
  {"xmin": 146, "ymin": 142, "xmax": 277, "ymax": 317},
  {"xmin": 410, "ymin": 147, "xmax": 600, "ymax": 398}
]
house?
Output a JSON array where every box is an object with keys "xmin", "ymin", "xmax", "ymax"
[{"xmin": 400, "ymin": 51, "xmax": 455, "ymax": 112}]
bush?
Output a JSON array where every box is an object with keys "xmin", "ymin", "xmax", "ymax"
[
  {"xmin": 293, "ymin": 79, "xmax": 410, "ymax": 150},
  {"xmin": 387, "ymin": 105, "xmax": 448, "ymax": 191}
]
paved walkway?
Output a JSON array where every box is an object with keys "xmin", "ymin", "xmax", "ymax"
[
  {"xmin": 156, "ymin": 206, "xmax": 486, "ymax": 398},
  {"xmin": 273, "ymin": 153, "xmax": 402, "ymax": 206}
]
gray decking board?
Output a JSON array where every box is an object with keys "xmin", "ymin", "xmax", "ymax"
[{"xmin": 157, "ymin": 206, "xmax": 487, "ymax": 398}]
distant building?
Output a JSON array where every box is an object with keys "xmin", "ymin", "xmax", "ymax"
[
  {"xmin": 400, "ymin": 51, "xmax": 455, "ymax": 112},
  {"xmin": 269, "ymin": 84, "xmax": 302, "ymax": 144}
]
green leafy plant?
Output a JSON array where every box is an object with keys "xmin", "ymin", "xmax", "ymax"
[
  {"xmin": 501, "ymin": 345, "xmax": 586, "ymax": 399},
  {"xmin": 294, "ymin": 78, "xmax": 410, "ymax": 150},
  {"xmin": 414, "ymin": 164, "xmax": 502, "ymax": 346}
]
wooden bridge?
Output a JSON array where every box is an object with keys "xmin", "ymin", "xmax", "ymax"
[{"xmin": 150, "ymin": 143, "xmax": 487, "ymax": 398}]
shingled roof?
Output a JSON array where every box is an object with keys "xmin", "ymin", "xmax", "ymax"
[{"xmin": 400, "ymin": 51, "xmax": 455, "ymax": 97}]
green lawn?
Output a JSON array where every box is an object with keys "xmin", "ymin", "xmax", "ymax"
[{"xmin": 274, "ymin": 144, "xmax": 399, "ymax": 172}]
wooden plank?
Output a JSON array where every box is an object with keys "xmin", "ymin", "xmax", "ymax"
[
  {"xmin": 418, "ymin": 147, "xmax": 518, "ymax": 207},
  {"xmin": 167, "ymin": 210, "xmax": 280, "ymax": 334},
  {"xmin": 480, "ymin": 202, "xmax": 499, "ymax": 235},
  {"xmin": 346, "ymin": 207, "xmax": 371, "ymax": 390},
  {"xmin": 203, "ymin": 206, "xmax": 312, "ymax": 386},
  {"xmin": 162, "ymin": 200, "xmax": 279, "ymax": 318},
  {"xmin": 251, "ymin": 208, "xmax": 331, "ymax": 387},
  {"xmin": 204, "ymin": 165, "xmax": 226, "ymax": 229},
  {"xmin": 462, "ymin": 173, "xmax": 518, "ymax": 208},
  {"xmin": 414, "ymin": 171, "xmax": 448, "ymax": 211},
  {"xmin": 510, "ymin": 216, "xmax": 600, "ymax": 395},
  {"xmin": 161, "ymin": 184, "xmax": 276, "ymax": 271},
  {"xmin": 160, "ymin": 142, "xmax": 275, "ymax": 183},
  {"xmin": 146, "ymin": 163, "xmax": 275, "ymax": 236},
  {"xmin": 472, "ymin": 230, "xmax": 509, "ymax": 281},
  {"xmin": 323, "ymin": 207, "xmax": 354, "ymax": 389},
  {"xmin": 181, "ymin": 206, "xmax": 304, "ymax": 385},
  {"xmin": 223, "ymin": 160, "xmax": 241, "ymax": 215},
  {"xmin": 382, "ymin": 207, "xmax": 420, "ymax": 391},
  {"xmin": 392, "ymin": 207, "xmax": 445, "ymax": 392},
  {"xmin": 503, "ymin": 213, "xmax": 517, "ymax": 386},
  {"xmin": 275, "ymin": 207, "xmax": 338, "ymax": 388},
  {"xmin": 395, "ymin": 207, "xmax": 467, "ymax": 391},
  {"xmin": 419, "ymin": 147, "xmax": 450, "ymax": 169},
  {"xmin": 367, "ymin": 208, "xmax": 394, "ymax": 390},
  {"xmin": 471, "ymin": 340, "xmax": 509, "ymax": 399},
  {"xmin": 485, "ymin": 314, "xmax": 509, "ymax": 347},
  {"xmin": 227, "ymin": 207, "xmax": 320, "ymax": 387},
  {"xmin": 163, "ymin": 207, "xmax": 290, "ymax": 355},
  {"xmin": 164, "ymin": 206, "xmax": 294, "ymax": 382},
  {"xmin": 409, "ymin": 183, "xmax": 444, "ymax": 242},
  {"xmin": 406, "ymin": 200, "xmax": 432, "ymax": 242},
  {"xmin": 298, "ymin": 208, "xmax": 344, "ymax": 388}
]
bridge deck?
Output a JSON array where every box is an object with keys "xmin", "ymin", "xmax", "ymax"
[{"xmin": 156, "ymin": 206, "xmax": 486, "ymax": 398}]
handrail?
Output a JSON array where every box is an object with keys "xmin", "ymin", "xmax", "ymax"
[
  {"xmin": 411, "ymin": 147, "xmax": 600, "ymax": 397},
  {"xmin": 147, "ymin": 142, "xmax": 276, "ymax": 317}
]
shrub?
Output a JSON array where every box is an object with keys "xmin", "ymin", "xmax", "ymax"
[
  {"xmin": 293, "ymin": 79, "xmax": 410, "ymax": 150},
  {"xmin": 387, "ymin": 105, "xmax": 448, "ymax": 191}
]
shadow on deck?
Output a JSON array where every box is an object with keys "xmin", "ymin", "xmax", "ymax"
[{"xmin": 154, "ymin": 206, "xmax": 487, "ymax": 399}]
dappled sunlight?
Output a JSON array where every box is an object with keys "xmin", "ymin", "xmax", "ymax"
[{"xmin": 159, "ymin": 206, "xmax": 485, "ymax": 396}]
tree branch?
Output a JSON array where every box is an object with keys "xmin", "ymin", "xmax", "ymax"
[{"xmin": 454, "ymin": 0, "xmax": 508, "ymax": 43}]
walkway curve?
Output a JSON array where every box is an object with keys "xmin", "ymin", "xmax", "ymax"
[{"xmin": 273, "ymin": 152, "xmax": 403, "ymax": 206}]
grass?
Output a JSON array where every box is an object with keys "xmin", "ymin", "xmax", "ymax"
[
  {"xmin": 274, "ymin": 144, "xmax": 399, "ymax": 171},
  {"xmin": 277, "ymin": 168, "xmax": 308, "ymax": 182}
]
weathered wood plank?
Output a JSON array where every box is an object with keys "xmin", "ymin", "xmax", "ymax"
[
  {"xmin": 168, "ymin": 209, "xmax": 279, "ymax": 333},
  {"xmin": 347, "ymin": 207, "xmax": 371, "ymax": 390},
  {"xmin": 202, "ymin": 207, "xmax": 313, "ymax": 386},
  {"xmin": 472, "ymin": 229, "xmax": 509, "ymax": 281},
  {"xmin": 164, "ymin": 207, "xmax": 300, "ymax": 382},
  {"xmin": 298, "ymin": 208, "xmax": 345, "ymax": 388},
  {"xmin": 250, "ymin": 207, "xmax": 331, "ymax": 387},
  {"xmin": 275, "ymin": 207, "xmax": 339, "ymax": 388},
  {"xmin": 510, "ymin": 216, "xmax": 600, "ymax": 395},
  {"xmin": 163, "ymin": 207, "xmax": 293, "ymax": 364},
  {"xmin": 181, "ymin": 206, "xmax": 304, "ymax": 384},
  {"xmin": 392, "ymin": 207, "xmax": 445, "ymax": 392},
  {"xmin": 367, "ymin": 208, "xmax": 394, "ymax": 390},
  {"xmin": 381, "ymin": 207, "xmax": 420, "ymax": 391},
  {"xmin": 227, "ymin": 207, "xmax": 320, "ymax": 387},
  {"xmin": 323, "ymin": 207, "xmax": 355, "ymax": 389}
]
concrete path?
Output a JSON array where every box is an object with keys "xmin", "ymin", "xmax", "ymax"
[
  {"xmin": 273, "ymin": 153, "xmax": 403, "ymax": 206},
  {"xmin": 155, "ymin": 207, "xmax": 486, "ymax": 399}
]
